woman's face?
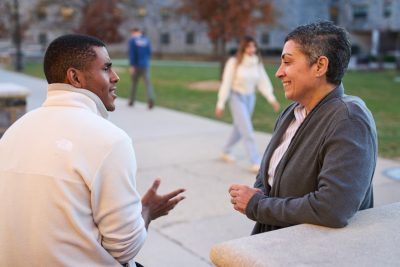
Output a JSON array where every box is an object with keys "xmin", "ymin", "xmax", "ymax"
[
  {"xmin": 275, "ymin": 40, "xmax": 319, "ymax": 105},
  {"xmin": 244, "ymin": 42, "xmax": 257, "ymax": 56}
]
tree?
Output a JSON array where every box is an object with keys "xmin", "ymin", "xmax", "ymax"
[
  {"xmin": 75, "ymin": 0, "xmax": 124, "ymax": 43},
  {"xmin": 179, "ymin": 0, "xmax": 274, "ymax": 74},
  {"xmin": 12, "ymin": 0, "xmax": 23, "ymax": 71},
  {"xmin": 0, "ymin": 2, "xmax": 12, "ymax": 38},
  {"xmin": 396, "ymin": 32, "xmax": 400, "ymax": 73}
]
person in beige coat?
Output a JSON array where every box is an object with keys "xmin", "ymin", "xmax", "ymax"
[{"xmin": 216, "ymin": 36, "xmax": 280, "ymax": 173}]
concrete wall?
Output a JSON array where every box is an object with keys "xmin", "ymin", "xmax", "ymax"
[{"xmin": 210, "ymin": 202, "xmax": 400, "ymax": 267}]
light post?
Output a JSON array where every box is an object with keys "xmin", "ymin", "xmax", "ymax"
[{"xmin": 12, "ymin": 0, "xmax": 23, "ymax": 72}]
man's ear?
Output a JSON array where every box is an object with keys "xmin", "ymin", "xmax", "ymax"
[
  {"xmin": 65, "ymin": 68, "xmax": 84, "ymax": 88},
  {"xmin": 315, "ymin": 56, "xmax": 329, "ymax": 77}
]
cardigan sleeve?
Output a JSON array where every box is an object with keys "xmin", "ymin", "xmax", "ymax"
[
  {"xmin": 256, "ymin": 63, "xmax": 277, "ymax": 104},
  {"xmin": 90, "ymin": 136, "xmax": 147, "ymax": 263},
  {"xmin": 246, "ymin": 116, "xmax": 376, "ymax": 228},
  {"xmin": 216, "ymin": 57, "xmax": 236, "ymax": 110}
]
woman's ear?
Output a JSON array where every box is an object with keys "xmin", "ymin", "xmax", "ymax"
[
  {"xmin": 315, "ymin": 56, "xmax": 329, "ymax": 77},
  {"xmin": 65, "ymin": 68, "xmax": 83, "ymax": 88}
]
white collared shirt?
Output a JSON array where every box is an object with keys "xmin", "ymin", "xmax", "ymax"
[{"xmin": 267, "ymin": 105, "xmax": 308, "ymax": 186}]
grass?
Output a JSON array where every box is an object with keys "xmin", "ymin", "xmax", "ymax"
[{"xmin": 22, "ymin": 62, "xmax": 400, "ymax": 159}]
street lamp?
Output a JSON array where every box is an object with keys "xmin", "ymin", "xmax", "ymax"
[{"xmin": 12, "ymin": 0, "xmax": 23, "ymax": 71}]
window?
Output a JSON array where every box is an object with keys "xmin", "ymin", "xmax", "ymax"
[
  {"xmin": 329, "ymin": 6, "xmax": 339, "ymax": 24},
  {"xmin": 261, "ymin": 33, "xmax": 270, "ymax": 45},
  {"xmin": 160, "ymin": 7, "xmax": 170, "ymax": 21},
  {"xmin": 352, "ymin": 4, "xmax": 368, "ymax": 21},
  {"xmin": 161, "ymin": 33, "xmax": 170, "ymax": 45},
  {"xmin": 38, "ymin": 33, "xmax": 47, "ymax": 46},
  {"xmin": 137, "ymin": 7, "xmax": 146, "ymax": 17},
  {"xmin": 60, "ymin": 6, "xmax": 74, "ymax": 20},
  {"xmin": 35, "ymin": 5, "xmax": 47, "ymax": 20},
  {"xmin": 186, "ymin": 32, "xmax": 195, "ymax": 45},
  {"xmin": 383, "ymin": 0, "xmax": 392, "ymax": 18}
]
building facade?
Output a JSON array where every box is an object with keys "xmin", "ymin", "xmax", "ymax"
[
  {"xmin": 1, "ymin": 0, "xmax": 399, "ymax": 60},
  {"xmin": 337, "ymin": 0, "xmax": 400, "ymax": 58}
]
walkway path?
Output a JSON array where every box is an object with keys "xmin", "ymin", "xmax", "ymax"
[{"xmin": 1, "ymin": 68, "xmax": 400, "ymax": 266}]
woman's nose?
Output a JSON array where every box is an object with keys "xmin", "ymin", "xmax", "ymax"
[{"xmin": 275, "ymin": 64, "xmax": 284, "ymax": 78}]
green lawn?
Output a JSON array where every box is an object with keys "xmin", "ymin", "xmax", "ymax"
[{"xmin": 22, "ymin": 62, "xmax": 400, "ymax": 159}]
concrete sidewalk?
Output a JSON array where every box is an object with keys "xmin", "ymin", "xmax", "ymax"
[{"xmin": 1, "ymin": 68, "xmax": 400, "ymax": 266}]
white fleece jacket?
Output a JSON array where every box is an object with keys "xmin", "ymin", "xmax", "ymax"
[
  {"xmin": 216, "ymin": 55, "xmax": 277, "ymax": 110},
  {"xmin": 0, "ymin": 84, "xmax": 146, "ymax": 266}
]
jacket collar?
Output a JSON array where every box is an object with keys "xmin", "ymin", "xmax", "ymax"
[
  {"xmin": 284, "ymin": 83, "xmax": 344, "ymax": 121},
  {"xmin": 259, "ymin": 83, "xmax": 345, "ymax": 188},
  {"xmin": 44, "ymin": 83, "xmax": 108, "ymax": 119}
]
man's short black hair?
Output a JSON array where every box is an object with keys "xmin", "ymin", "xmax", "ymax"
[
  {"xmin": 43, "ymin": 34, "xmax": 105, "ymax": 84},
  {"xmin": 285, "ymin": 20, "xmax": 351, "ymax": 85}
]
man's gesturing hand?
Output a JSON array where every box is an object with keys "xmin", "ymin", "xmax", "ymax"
[
  {"xmin": 229, "ymin": 184, "xmax": 262, "ymax": 214},
  {"xmin": 141, "ymin": 178, "xmax": 185, "ymax": 229}
]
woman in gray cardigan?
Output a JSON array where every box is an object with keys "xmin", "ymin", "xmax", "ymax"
[{"xmin": 229, "ymin": 21, "xmax": 377, "ymax": 233}]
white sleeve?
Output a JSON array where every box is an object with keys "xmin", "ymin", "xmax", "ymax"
[
  {"xmin": 257, "ymin": 63, "xmax": 277, "ymax": 103},
  {"xmin": 216, "ymin": 57, "xmax": 236, "ymax": 110},
  {"xmin": 90, "ymin": 137, "xmax": 146, "ymax": 264}
]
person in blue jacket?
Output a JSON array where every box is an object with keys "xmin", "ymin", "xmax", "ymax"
[{"xmin": 128, "ymin": 28, "xmax": 155, "ymax": 109}]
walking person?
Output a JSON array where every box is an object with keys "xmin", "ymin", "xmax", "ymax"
[
  {"xmin": 216, "ymin": 36, "xmax": 280, "ymax": 173},
  {"xmin": 128, "ymin": 28, "xmax": 155, "ymax": 109}
]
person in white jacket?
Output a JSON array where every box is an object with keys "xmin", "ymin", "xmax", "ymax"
[
  {"xmin": 216, "ymin": 36, "xmax": 280, "ymax": 173},
  {"xmin": 0, "ymin": 34, "xmax": 185, "ymax": 267}
]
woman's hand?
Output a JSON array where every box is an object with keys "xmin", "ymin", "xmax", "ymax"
[
  {"xmin": 229, "ymin": 184, "xmax": 262, "ymax": 214},
  {"xmin": 271, "ymin": 100, "xmax": 281, "ymax": 113},
  {"xmin": 215, "ymin": 107, "xmax": 224, "ymax": 118}
]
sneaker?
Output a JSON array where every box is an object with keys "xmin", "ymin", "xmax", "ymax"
[
  {"xmin": 220, "ymin": 153, "xmax": 235, "ymax": 163},
  {"xmin": 249, "ymin": 164, "xmax": 260, "ymax": 173}
]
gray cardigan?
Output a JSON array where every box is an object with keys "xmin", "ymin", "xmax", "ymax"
[{"xmin": 246, "ymin": 85, "xmax": 377, "ymax": 234}]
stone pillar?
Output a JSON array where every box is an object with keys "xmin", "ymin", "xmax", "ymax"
[
  {"xmin": 0, "ymin": 83, "xmax": 29, "ymax": 137},
  {"xmin": 371, "ymin": 29, "xmax": 380, "ymax": 57}
]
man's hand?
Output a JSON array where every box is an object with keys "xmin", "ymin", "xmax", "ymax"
[
  {"xmin": 129, "ymin": 66, "xmax": 136, "ymax": 75},
  {"xmin": 141, "ymin": 178, "xmax": 185, "ymax": 229},
  {"xmin": 229, "ymin": 184, "xmax": 262, "ymax": 214}
]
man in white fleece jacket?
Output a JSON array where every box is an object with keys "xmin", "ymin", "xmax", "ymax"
[{"xmin": 0, "ymin": 34, "xmax": 185, "ymax": 267}]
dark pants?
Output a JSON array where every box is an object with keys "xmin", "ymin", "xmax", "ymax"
[{"xmin": 130, "ymin": 67, "xmax": 155, "ymax": 104}]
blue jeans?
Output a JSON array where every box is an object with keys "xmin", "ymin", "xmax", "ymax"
[{"xmin": 223, "ymin": 92, "xmax": 260, "ymax": 164}]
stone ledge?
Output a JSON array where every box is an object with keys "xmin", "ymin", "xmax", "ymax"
[
  {"xmin": 210, "ymin": 202, "xmax": 400, "ymax": 267},
  {"xmin": 0, "ymin": 83, "xmax": 30, "ymax": 98},
  {"xmin": 0, "ymin": 83, "xmax": 30, "ymax": 136}
]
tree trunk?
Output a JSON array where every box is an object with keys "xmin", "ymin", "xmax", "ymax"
[
  {"xmin": 396, "ymin": 32, "xmax": 400, "ymax": 71},
  {"xmin": 13, "ymin": 0, "xmax": 23, "ymax": 72}
]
